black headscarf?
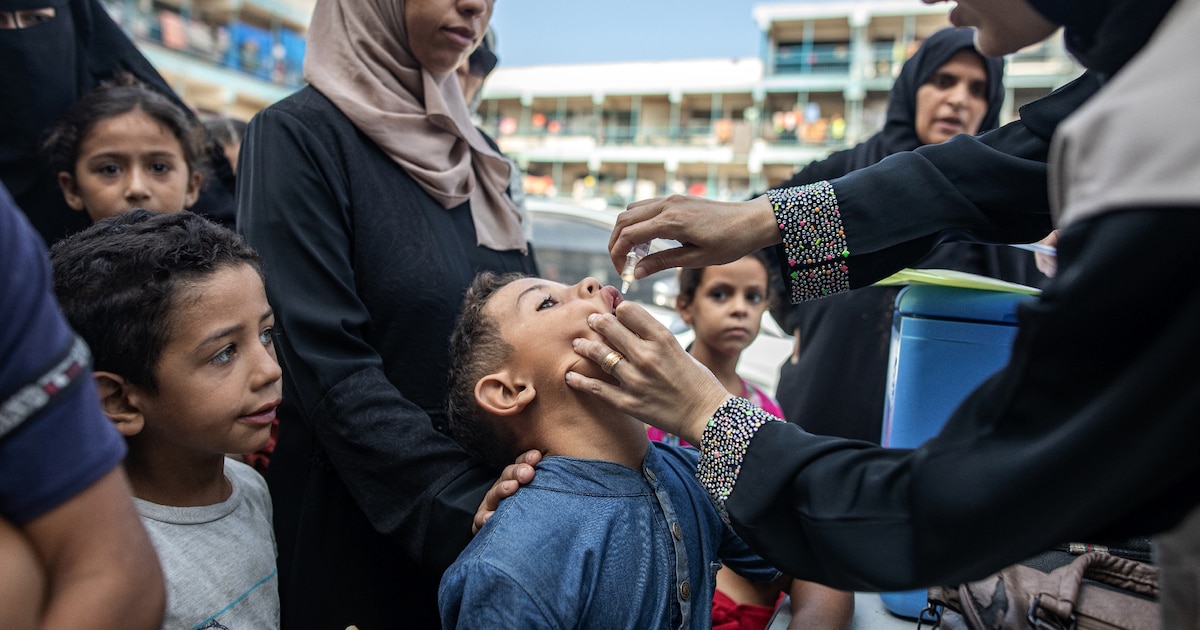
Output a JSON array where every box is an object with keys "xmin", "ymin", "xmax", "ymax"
[
  {"xmin": 1027, "ymin": 0, "xmax": 1179, "ymax": 77},
  {"xmin": 0, "ymin": 0, "xmax": 234, "ymax": 244},
  {"xmin": 778, "ymin": 27, "xmax": 1004, "ymax": 185}
]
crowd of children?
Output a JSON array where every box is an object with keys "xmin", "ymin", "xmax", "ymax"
[
  {"xmin": 4, "ymin": 63, "xmax": 823, "ymax": 630},
  {"xmin": 2, "ymin": 5, "xmax": 881, "ymax": 626},
  {"xmin": 5, "ymin": 87, "xmax": 830, "ymax": 626},
  {"xmin": 19, "ymin": 0, "xmax": 1171, "ymax": 628}
]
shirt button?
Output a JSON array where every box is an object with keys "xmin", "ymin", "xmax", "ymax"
[
  {"xmin": 645, "ymin": 468, "xmax": 657, "ymax": 482},
  {"xmin": 671, "ymin": 522, "xmax": 682, "ymax": 540},
  {"xmin": 679, "ymin": 581, "xmax": 691, "ymax": 600}
]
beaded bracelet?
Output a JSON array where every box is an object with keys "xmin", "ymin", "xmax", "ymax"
[
  {"xmin": 697, "ymin": 397, "xmax": 783, "ymax": 523},
  {"xmin": 767, "ymin": 181, "xmax": 852, "ymax": 302}
]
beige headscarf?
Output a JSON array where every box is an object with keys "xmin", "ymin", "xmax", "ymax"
[
  {"xmin": 1049, "ymin": 0, "xmax": 1200, "ymax": 230},
  {"xmin": 303, "ymin": 0, "xmax": 526, "ymax": 253}
]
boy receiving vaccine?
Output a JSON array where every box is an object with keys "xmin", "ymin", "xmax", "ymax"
[
  {"xmin": 50, "ymin": 210, "xmax": 280, "ymax": 629},
  {"xmin": 439, "ymin": 272, "xmax": 849, "ymax": 629}
]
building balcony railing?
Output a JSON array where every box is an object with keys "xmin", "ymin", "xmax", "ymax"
[
  {"xmin": 102, "ymin": 0, "xmax": 306, "ymax": 89},
  {"xmin": 766, "ymin": 38, "xmax": 1076, "ymax": 79},
  {"xmin": 773, "ymin": 43, "xmax": 852, "ymax": 75},
  {"xmin": 485, "ymin": 122, "xmax": 847, "ymax": 154}
]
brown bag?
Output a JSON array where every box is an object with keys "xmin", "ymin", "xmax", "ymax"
[{"xmin": 923, "ymin": 551, "xmax": 1161, "ymax": 630}]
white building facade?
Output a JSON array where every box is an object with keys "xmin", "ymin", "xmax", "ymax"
[{"xmin": 479, "ymin": 1, "xmax": 1082, "ymax": 206}]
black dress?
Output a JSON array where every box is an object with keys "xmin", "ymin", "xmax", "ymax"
[{"xmin": 237, "ymin": 86, "xmax": 537, "ymax": 629}]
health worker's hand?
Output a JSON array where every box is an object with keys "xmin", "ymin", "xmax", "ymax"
[
  {"xmin": 609, "ymin": 194, "xmax": 781, "ymax": 280},
  {"xmin": 1034, "ymin": 230, "xmax": 1059, "ymax": 278},
  {"xmin": 565, "ymin": 300, "xmax": 731, "ymax": 445}
]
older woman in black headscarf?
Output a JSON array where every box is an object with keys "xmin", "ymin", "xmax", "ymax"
[
  {"xmin": 0, "ymin": 0, "xmax": 234, "ymax": 244},
  {"xmin": 560, "ymin": 0, "xmax": 1198, "ymax": 622},
  {"xmin": 767, "ymin": 27, "xmax": 1042, "ymax": 445},
  {"xmin": 780, "ymin": 27, "xmax": 1003, "ymax": 182}
]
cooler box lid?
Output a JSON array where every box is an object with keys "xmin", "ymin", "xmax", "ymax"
[{"xmin": 895, "ymin": 284, "xmax": 1032, "ymax": 324}]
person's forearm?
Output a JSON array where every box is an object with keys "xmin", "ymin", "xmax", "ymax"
[
  {"xmin": 28, "ymin": 468, "xmax": 164, "ymax": 630},
  {"xmin": 694, "ymin": 398, "xmax": 785, "ymax": 520},
  {"xmin": 0, "ymin": 517, "xmax": 44, "ymax": 629}
]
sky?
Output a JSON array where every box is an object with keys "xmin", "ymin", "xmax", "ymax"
[{"xmin": 489, "ymin": 0, "xmax": 766, "ymax": 67}]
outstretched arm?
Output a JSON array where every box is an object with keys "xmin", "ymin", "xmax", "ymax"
[
  {"xmin": 575, "ymin": 208, "xmax": 1200, "ymax": 591},
  {"xmin": 611, "ymin": 75, "xmax": 1100, "ymax": 301}
]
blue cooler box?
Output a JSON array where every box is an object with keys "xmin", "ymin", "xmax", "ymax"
[{"xmin": 877, "ymin": 284, "xmax": 1034, "ymax": 619}]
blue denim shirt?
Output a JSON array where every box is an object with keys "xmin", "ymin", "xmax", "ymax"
[{"xmin": 439, "ymin": 443, "xmax": 779, "ymax": 629}]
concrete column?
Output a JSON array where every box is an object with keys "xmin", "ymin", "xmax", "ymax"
[
  {"xmin": 665, "ymin": 157, "xmax": 679, "ymax": 194},
  {"xmin": 631, "ymin": 94, "xmax": 642, "ymax": 143},
  {"xmin": 520, "ymin": 93, "xmax": 533, "ymax": 135},
  {"xmin": 592, "ymin": 91, "xmax": 604, "ymax": 144},
  {"xmin": 552, "ymin": 161, "xmax": 564, "ymax": 197},
  {"xmin": 668, "ymin": 89, "xmax": 682, "ymax": 140}
]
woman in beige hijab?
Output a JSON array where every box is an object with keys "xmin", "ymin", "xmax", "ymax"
[{"xmin": 236, "ymin": 0, "xmax": 537, "ymax": 627}]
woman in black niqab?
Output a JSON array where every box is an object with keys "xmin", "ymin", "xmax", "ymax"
[{"xmin": 0, "ymin": 0, "xmax": 234, "ymax": 245}]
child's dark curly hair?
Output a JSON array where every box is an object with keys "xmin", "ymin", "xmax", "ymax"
[
  {"xmin": 446, "ymin": 271, "xmax": 527, "ymax": 469},
  {"xmin": 50, "ymin": 209, "xmax": 261, "ymax": 391}
]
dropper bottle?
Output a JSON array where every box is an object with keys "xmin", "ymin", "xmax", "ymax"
[{"xmin": 620, "ymin": 242, "xmax": 651, "ymax": 294}]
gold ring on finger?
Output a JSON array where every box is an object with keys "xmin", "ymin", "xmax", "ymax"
[{"xmin": 600, "ymin": 350, "xmax": 624, "ymax": 375}]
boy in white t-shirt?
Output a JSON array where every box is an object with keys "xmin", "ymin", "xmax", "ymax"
[{"xmin": 51, "ymin": 209, "xmax": 280, "ymax": 629}]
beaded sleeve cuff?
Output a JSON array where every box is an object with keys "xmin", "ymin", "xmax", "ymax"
[
  {"xmin": 768, "ymin": 182, "xmax": 852, "ymax": 303},
  {"xmin": 697, "ymin": 397, "xmax": 783, "ymax": 522}
]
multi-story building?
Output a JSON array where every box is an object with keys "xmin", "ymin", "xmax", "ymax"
[
  {"xmin": 105, "ymin": 0, "xmax": 1082, "ymax": 204},
  {"xmin": 479, "ymin": 1, "xmax": 1082, "ymax": 205},
  {"xmin": 101, "ymin": 0, "xmax": 313, "ymax": 120}
]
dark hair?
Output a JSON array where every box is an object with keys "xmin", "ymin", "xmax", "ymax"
[
  {"xmin": 41, "ymin": 76, "xmax": 208, "ymax": 179},
  {"xmin": 675, "ymin": 250, "xmax": 775, "ymax": 311},
  {"xmin": 446, "ymin": 271, "xmax": 526, "ymax": 468},
  {"xmin": 202, "ymin": 116, "xmax": 248, "ymax": 148},
  {"xmin": 50, "ymin": 209, "xmax": 262, "ymax": 392}
]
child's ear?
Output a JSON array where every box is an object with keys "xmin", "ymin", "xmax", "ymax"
[
  {"xmin": 675, "ymin": 298, "xmax": 694, "ymax": 327},
  {"xmin": 56, "ymin": 172, "xmax": 87, "ymax": 212},
  {"xmin": 475, "ymin": 370, "xmax": 536, "ymax": 417},
  {"xmin": 182, "ymin": 171, "xmax": 203, "ymax": 209},
  {"xmin": 93, "ymin": 371, "xmax": 145, "ymax": 437}
]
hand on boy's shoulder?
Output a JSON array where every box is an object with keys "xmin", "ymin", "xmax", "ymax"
[{"xmin": 473, "ymin": 450, "xmax": 542, "ymax": 535}]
